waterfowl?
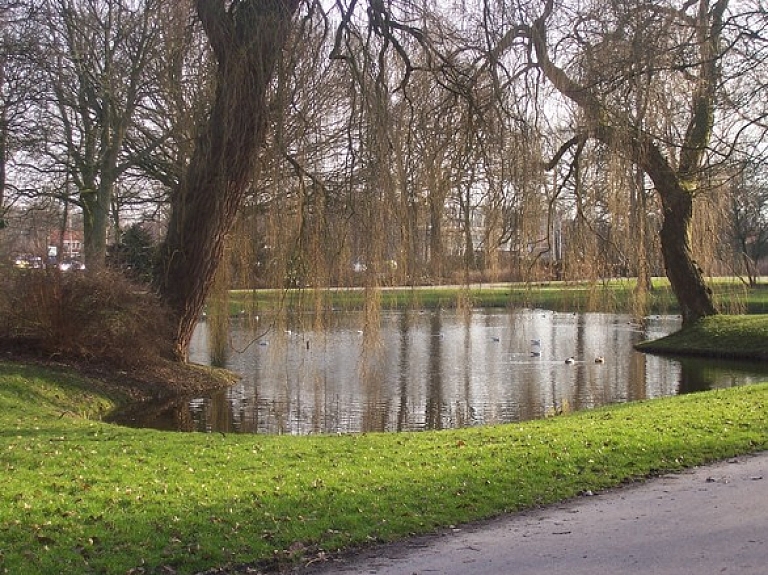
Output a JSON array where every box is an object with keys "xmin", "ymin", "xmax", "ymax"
[
  {"xmin": 594, "ymin": 356, "xmax": 605, "ymax": 364},
  {"xmin": 565, "ymin": 357, "xmax": 575, "ymax": 364}
]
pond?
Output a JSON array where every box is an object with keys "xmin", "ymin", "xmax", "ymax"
[{"xmin": 111, "ymin": 309, "xmax": 768, "ymax": 434}]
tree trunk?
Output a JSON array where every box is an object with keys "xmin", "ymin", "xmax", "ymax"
[
  {"xmin": 81, "ymin": 186, "xmax": 110, "ymax": 270},
  {"xmin": 158, "ymin": 0, "xmax": 299, "ymax": 361},
  {"xmin": 657, "ymin": 183, "xmax": 717, "ymax": 325},
  {"xmin": 633, "ymin": 140, "xmax": 719, "ymax": 326},
  {"xmin": 0, "ymin": 97, "xmax": 6, "ymax": 227},
  {"xmin": 428, "ymin": 192, "xmax": 444, "ymax": 281},
  {"xmin": 0, "ymin": 57, "xmax": 6, "ymax": 222}
]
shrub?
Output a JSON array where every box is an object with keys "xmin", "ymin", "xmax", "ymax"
[
  {"xmin": 0, "ymin": 268, "xmax": 174, "ymax": 367},
  {"xmin": 108, "ymin": 223, "xmax": 157, "ymax": 284}
]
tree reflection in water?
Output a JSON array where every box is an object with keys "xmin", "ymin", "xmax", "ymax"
[{"xmin": 110, "ymin": 310, "xmax": 768, "ymax": 434}]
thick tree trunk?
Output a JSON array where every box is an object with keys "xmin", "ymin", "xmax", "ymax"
[
  {"xmin": 658, "ymin": 184, "xmax": 717, "ymax": 325},
  {"xmin": 81, "ymin": 186, "xmax": 110, "ymax": 270},
  {"xmin": 0, "ymin": 63, "xmax": 6, "ymax": 224},
  {"xmin": 158, "ymin": 0, "xmax": 299, "ymax": 361},
  {"xmin": 638, "ymin": 142, "xmax": 719, "ymax": 326},
  {"xmin": 0, "ymin": 104, "xmax": 6, "ymax": 226}
]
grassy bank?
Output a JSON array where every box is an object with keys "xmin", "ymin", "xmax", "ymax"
[
  {"xmin": 1, "ymin": 361, "xmax": 766, "ymax": 575},
  {"xmin": 636, "ymin": 314, "xmax": 768, "ymax": 361},
  {"xmin": 225, "ymin": 279, "xmax": 768, "ymax": 316}
]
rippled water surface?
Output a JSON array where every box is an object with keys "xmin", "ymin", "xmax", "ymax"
[{"xmin": 149, "ymin": 309, "xmax": 768, "ymax": 435}]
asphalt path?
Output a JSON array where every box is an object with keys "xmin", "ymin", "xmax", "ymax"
[{"xmin": 297, "ymin": 451, "xmax": 768, "ymax": 575}]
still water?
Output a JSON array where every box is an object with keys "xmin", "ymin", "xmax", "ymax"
[{"xmin": 126, "ymin": 309, "xmax": 767, "ymax": 435}]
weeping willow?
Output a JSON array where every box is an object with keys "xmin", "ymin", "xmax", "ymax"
[
  {"xmin": 692, "ymin": 174, "xmax": 748, "ymax": 315},
  {"xmin": 205, "ymin": 1, "xmax": 745, "ymax": 359}
]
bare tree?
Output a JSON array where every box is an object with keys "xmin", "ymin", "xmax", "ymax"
[
  {"xmin": 129, "ymin": 0, "xmax": 213, "ymax": 195},
  {"xmin": 37, "ymin": 0, "xmax": 163, "ymax": 269},
  {"xmin": 0, "ymin": 1, "xmax": 41, "ymax": 228},
  {"xmin": 729, "ymin": 162, "xmax": 768, "ymax": 286},
  {"xmin": 137, "ymin": 0, "xmax": 768, "ymax": 359},
  {"xmin": 478, "ymin": 0, "xmax": 740, "ymax": 324}
]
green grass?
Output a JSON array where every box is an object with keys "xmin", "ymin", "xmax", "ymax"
[
  {"xmin": 225, "ymin": 280, "xmax": 676, "ymax": 314},
  {"xmin": 222, "ymin": 278, "xmax": 768, "ymax": 317},
  {"xmin": 637, "ymin": 314, "xmax": 768, "ymax": 360},
  {"xmin": 1, "ymin": 361, "xmax": 767, "ymax": 574}
]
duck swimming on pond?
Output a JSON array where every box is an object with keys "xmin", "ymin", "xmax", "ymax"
[
  {"xmin": 565, "ymin": 357, "xmax": 575, "ymax": 364},
  {"xmin": 595, "ymin": 356, "xmax": 605, "ymax": 363}
]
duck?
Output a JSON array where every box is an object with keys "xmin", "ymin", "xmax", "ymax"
[
  {"xmin": 594, "ymin": 356, "xmax": 605, "ymax": 364},
  {"xmin": 564, "ymin": 357, "xmax": 575, "ymax": 364}
]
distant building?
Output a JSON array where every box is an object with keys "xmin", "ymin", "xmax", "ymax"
[{"xmin": 48, "ymin": 229, "xmax": 84, "ymax": 263}]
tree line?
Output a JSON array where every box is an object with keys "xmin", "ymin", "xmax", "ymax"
[{"xmin": 1, "ymin": 0, "xmax": 767, "ymax": 360}]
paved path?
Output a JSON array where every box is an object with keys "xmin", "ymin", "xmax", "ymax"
[{"xmin": 298, "ymin": 452, "xmax": 768, "ymax": 575}]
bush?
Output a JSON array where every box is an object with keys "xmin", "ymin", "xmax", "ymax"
[
  {"xmin": 108, "ymin": 223, "xmax": 157, "ymax": 284},
  {"xmin": 0, "ymin": 268, "xmax": 175, "ymax": 367}
]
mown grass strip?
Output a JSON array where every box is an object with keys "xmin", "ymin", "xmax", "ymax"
[
  {"xmin": 1, "ymin": 361, "xmax": 766, "ymax": 574},
  {"xmin": 226, "ymin": 280, "xmax": 768, "ymax": 316}
]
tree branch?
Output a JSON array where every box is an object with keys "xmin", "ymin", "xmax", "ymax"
[
  {"xmin": 196, "ymin": 0, "xmax": 233, "ymax": 65},
  {"xmin": 542, "ymin": 134, "xmax": 587, "ymax": 171}
]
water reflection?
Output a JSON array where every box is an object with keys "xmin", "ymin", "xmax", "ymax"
[{"xmin": 110, "ymin": 310, "xmax": 768, "ymax": 434}]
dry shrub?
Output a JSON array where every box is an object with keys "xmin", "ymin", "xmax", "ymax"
[{"xmin": 0, "ymin": 268, "xmax": 175, "ymax": 367}]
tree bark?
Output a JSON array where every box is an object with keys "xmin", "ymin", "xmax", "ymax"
[
  {"xmin": 158, "ymin": 0, "xmax": 300, "ymax": 361},
  {"xmin": 657, "ymin": 182, "xmax": 717, "ymax": 324},
  {"xmin": 81, "ymin": 187, "xmax": 110, "ymax": 269},
  {"xmin": 0, "ymin": 76, "xmax": 6, "ymax": 224}
]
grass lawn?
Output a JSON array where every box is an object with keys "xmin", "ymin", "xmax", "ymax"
[
  {"xmin": 1, "ymin": 359, "xmax": 766, "ymax": 574},
  {"xmin": 636, "ymin": 314, "xmax": 768, "ymax": 360},
  {"xmin": 223, "ymin": 278, "xmax": 768, "ymax": 316}
]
